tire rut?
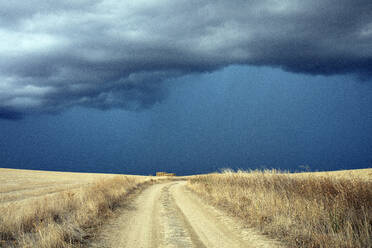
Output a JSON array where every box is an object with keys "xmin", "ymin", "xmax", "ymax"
[{"xmin": 159, "ymin": 183, "xmax": 206, "ymax": 248}]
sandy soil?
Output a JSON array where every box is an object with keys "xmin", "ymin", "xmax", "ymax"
[{"xmin": 90, "ymin": 181, "xmax": 283, "ymax": 248}]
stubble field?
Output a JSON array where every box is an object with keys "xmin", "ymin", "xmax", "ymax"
[{"xmin": 0, "ymin": 168, "xmax": 152, "ymax": 247}]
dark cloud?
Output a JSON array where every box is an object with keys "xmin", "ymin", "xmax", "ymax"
[{"xmin": 1, "ymin": 0, "xmax": 371, "ymax": 118}]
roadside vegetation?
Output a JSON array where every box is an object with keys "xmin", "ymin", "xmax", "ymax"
[
  {"xmin": 0, "ymin": 176, "xmax": 152, "ymax": 248},
  {"xmin": 187, "ymin": 169, "xmax": 372, "ymax": 248}
]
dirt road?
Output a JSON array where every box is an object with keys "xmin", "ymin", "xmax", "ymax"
[{"xmin": 91, "ymin": 181, "xmax": 283, "ymax": 248}]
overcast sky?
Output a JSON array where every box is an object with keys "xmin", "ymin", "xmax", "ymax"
[{"xmin": 1, "ymin": 1, "xmax": 371, "ymax": 174}]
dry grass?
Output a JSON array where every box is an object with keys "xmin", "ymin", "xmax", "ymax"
[
  {"xmin": 187, "ymin": 168, "xmax": 372, "ymax": 248},
  {"xmin": 0, "ymin": 169, "xmax": 153, "ymax": 247},
  {"xmin": 0, "ymin": 168, "xmax": 123, "ymax": 204}
]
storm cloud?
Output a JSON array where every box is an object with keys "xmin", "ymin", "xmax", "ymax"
[{"xmin": 1, "ymin": 0, "xmax": 372, "ymax": 118}]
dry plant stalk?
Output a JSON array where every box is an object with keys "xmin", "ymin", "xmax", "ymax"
[
  {"xmin": 0, "ymin": 176, "xmax": 151, "ymax": 248},
  {"xmin": 188, "ymin": 169, "xmax": 372, "ymax": 248}
]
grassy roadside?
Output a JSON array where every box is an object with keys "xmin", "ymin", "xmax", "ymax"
[
  {"xmin": 0, "ymin": 176, "xmax": 154, "ymax": 248},
  {"xmin": 187, "ymin": 169, "xmax": 372, "ymax": 248}
]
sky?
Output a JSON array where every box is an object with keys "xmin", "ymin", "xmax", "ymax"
[{"xmin": 0, "ymin": 1, "xmax": 372, "ymax": 175}]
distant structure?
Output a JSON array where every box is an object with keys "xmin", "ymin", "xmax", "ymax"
[{"xmin": 156, "ymin": 172, "xmax": 175, "ymax": 177}]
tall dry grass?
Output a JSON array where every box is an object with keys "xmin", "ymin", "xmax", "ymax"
[
  {"xmin": 188, "ymin": 169, "xmax": 372, "ymax": 248},
  {"xmin": 0, "ymin": 176, "xmax": 152, "ymax": 248}
]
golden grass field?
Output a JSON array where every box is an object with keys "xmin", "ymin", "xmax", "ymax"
[
  {"xmin": 187, "ymin": 168, "xmax": 372, "ymax": 248},
  {"xmin": 0, "ymin": 169, "xmax": 124, "ymax": 204},
  {"xmin": 0, "ymin": 168, "xmax": 153, "ymax": 248},
  {"xmin": 1, "ymin": 168, "xmax": 371, "ymax": 248}
]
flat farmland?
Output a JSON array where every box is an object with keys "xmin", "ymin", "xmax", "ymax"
[
  {"xmin": 1, "ymin": 168, "xmax": 370, "ymax": 248},
  {"xmin": 0, "ymin": 168, "xmax": 121, "ymax": 204},
  {"xmin": 0, "ymin": 168, "xmax": 151, "ymax": 247}
]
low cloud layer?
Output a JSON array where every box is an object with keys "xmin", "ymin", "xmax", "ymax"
[{"xmin": 1, "ymin": 0, "xmax": 371, "ymax": 118}]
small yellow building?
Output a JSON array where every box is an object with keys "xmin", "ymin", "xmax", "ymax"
[{"xmin": 156, "ymin": 172, "xmax": 175, "ymax": 177}]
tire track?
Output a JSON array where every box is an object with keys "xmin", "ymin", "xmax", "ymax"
[{"xmin": 159, "ymin": 183, "xmax": 206, "ymax": 248}]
